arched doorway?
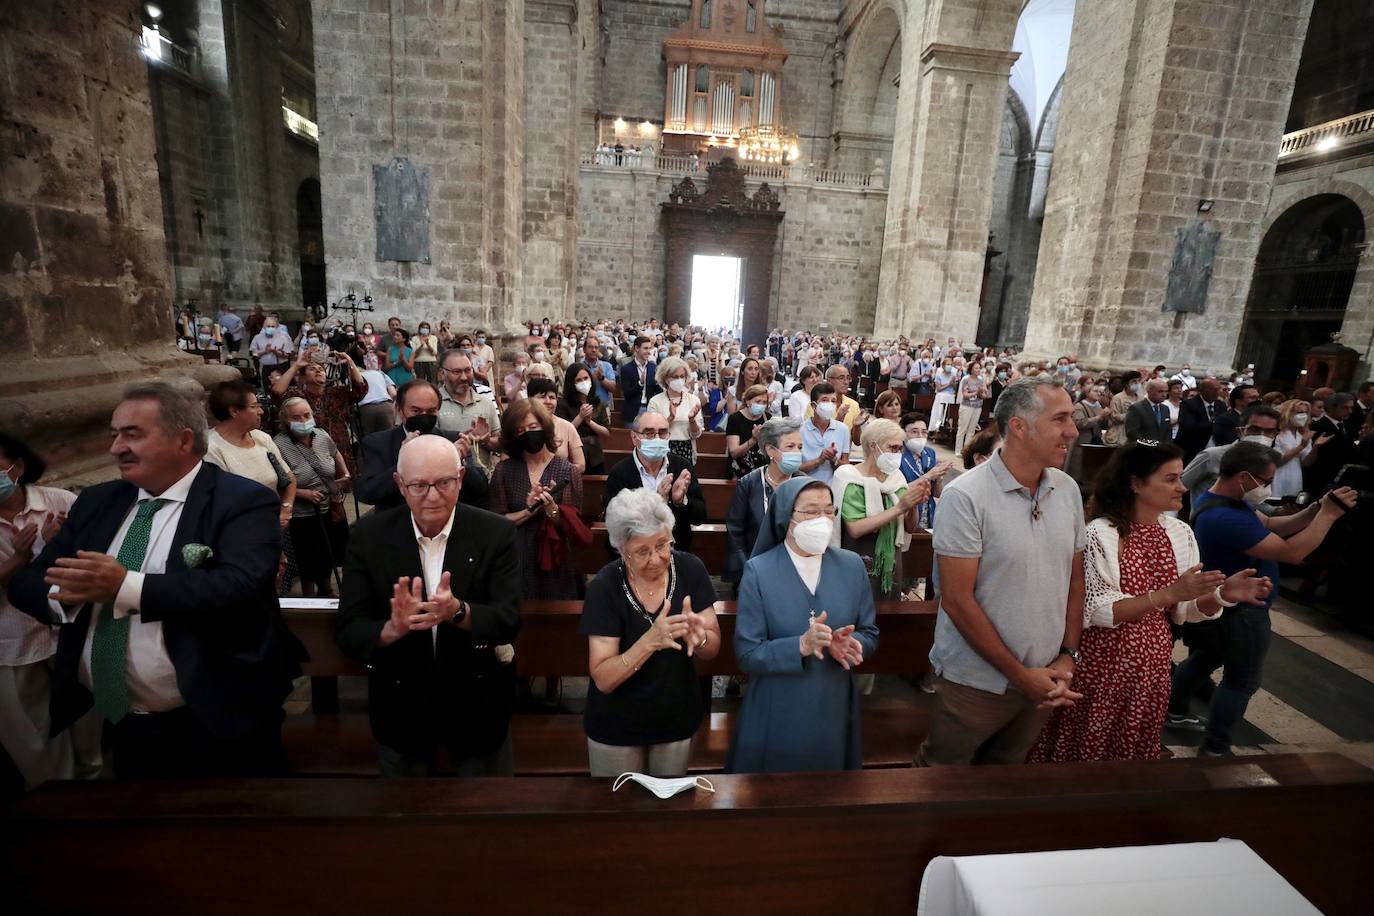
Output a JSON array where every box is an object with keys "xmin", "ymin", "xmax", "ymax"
[
  {"xmin": 833, "ymin": 4, "xmax": 901, "ymax": 178},
  {"xmin": 1236, "ymin": 194, "xmax": 1363, "ymax": 389},
  {"xmin": 297, "ymin": 179, "xmax": 326, "ymax": 318}
]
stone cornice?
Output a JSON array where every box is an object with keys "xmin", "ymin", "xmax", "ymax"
[{"xmin": 920, "ymin": 42, "xmax": 1020, "ymax": 77}]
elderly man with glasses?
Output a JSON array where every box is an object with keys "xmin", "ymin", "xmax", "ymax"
[{"xmin": 337, "ymin": 434, "xmax": 521, "ymax": 778}]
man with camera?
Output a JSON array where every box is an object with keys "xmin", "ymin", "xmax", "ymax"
[{"xmin": 1168, "ymin": 440, "xmax": 1357, "ymax": 756}]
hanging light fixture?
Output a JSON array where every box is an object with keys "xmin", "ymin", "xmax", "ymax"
[{"xmin": 737, "ymin": 125, "xmax": 801, "ymax": 163}]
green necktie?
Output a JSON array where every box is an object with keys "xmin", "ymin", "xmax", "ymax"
[{"xmin": 91, "ymin": 498, "xmax": 169, "ymax": 724}]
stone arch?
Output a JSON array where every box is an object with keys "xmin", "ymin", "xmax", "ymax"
[
  {"xmin": 976, "ymin": 92, "xmax": 1036, "ymax": 345},
  {"xmin": 834, "ymin": 0, "xmax": 903, "ymax": 176},
  {"xmin": 1236, "ymin": 193, "xmax": 1367, "ymax": 388}
]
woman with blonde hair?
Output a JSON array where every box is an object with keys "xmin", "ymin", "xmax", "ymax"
[{"xmin": 1273, "ymin": 398, "xmax": 1318, "ymax": 498}]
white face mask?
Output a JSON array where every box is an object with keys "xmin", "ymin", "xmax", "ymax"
[
  {"xmin": 814, "ymin": 401, "xmax": 837, "ymax": 420},
  {"xmin": 792, "ymin": 516, "xmax": 833, "ymax": 555},
  {"xmin": 575, "ymin": 379, "xmax": 592, "ymax": 395},
  {"xmin": 876, "ymin": 452, "xmax": 903, "ymax": 475},
  {"xmin": 668, "ymin": 378, "xmax": 687, "ymax": 393},
  {"xmin": 612, "ymin": 772, "xmax": 715, "ymax": 799},
  {"xmin": 1293, "ymin": 413, "xmax": 1309, "ymax": 427},
  {"xmin": 906, "ymin": 437, "xmax": 927, "ymax": 454},
  {"xmin": 1242, "ymin": 474, "xmax": 1272, "ymax": 508},
  {"xmin": 1243, "ymin": 434, "xmax": 1276, "ymax": 448}
]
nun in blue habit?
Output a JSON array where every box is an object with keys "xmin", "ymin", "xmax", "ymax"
[{"xmin": 725, "ymin": 477, "xmax": 879, "ymax": 773}]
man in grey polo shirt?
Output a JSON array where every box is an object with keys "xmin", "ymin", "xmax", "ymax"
[{"xmin": 915, "ymin": 377, "xmax": 1087, "ymax": 766}]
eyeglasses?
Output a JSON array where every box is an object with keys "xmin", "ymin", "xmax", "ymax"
[
  {"xmin": 793, "ymin": 506, "xmax": 837, "ymax": 520},
  {"xmin": 636, "ymin": 429, "xmax": 670, "ymax": 439},
  {"xmin": 400, "ymin": 476, "xmax": 461, "ymax": 497},
  {"xmin": 625, "ymin": 539, "xmax": 674, "ymax": 563}
]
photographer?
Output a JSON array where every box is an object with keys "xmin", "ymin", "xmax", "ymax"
[
  {"xmin": 1169, "ymin": 440, "xmax": 1357, "ymax": 756},
  {"xmin": 271, "ymin": 345, "xmax": 368, "ymax": 463}
]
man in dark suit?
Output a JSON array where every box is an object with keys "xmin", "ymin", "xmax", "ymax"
[
  {"xmin": 1124, "ymin": 377, "xmax": 1172, "ymax": 443},
  {"xmin": 337, "ymin": 435, "xmax": 520, "ymax": 777},
  {"xmin": 355, "ymin": 379, "xmax": 488, "ymax": 511},
  {"xmin": 8, "ymin": 382, "xmax": 302, "ymax": 778},
  {"xmin": 1212, "ymin": 384, "xmax": 1257, "ymax": 448},
  {"xmin": 1350, "ymin": 381, "xmax": 1374, "ymax": 435},
  {"xmin": 617, "ymin": 336, "xmax": 660, "ymax": 427},
  {"xmin": 1307, "ymin": 392, "xmax": 1358, "ymax": 494},
  {"xmin": 602, "ymin": 410, "xmax": 705, "ymax": 550},
  {"xmin": 1178, "ymin": 377, "xmax": 1226, "ymax": 463}
]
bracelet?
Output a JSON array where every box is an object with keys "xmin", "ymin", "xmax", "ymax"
[
  {"xmin": 1213, "ymin": 584, "xmax": 1238, "ymax": 608},
  {"xmin": 281, "ymin": 502, "xmax": 292, "ymax": 508},
  {"xmin": 1146, "ymin": 589, "xmax": 1165, "ymax": 611}
]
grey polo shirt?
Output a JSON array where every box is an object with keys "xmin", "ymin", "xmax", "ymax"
[
  {"xmin": 437, "ymin": 387, "xmax": 499, "ymax": 435},
  {"xmin": 929, "ymin": 450, "xmax": 1085, "ymax": 694}
]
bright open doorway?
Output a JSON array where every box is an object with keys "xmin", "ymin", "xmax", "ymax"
[{"xmin": 690, "ymin": 254, "xmax": 743, "ymax": 334}]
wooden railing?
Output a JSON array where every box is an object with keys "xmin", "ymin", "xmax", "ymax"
[{"xmin": 1278, "ymin": 108, "xmax": 1374, "ymax": 162}]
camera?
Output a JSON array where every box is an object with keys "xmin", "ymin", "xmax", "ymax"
[{"xmin": 1329, "ymin": 464, "xmax": 1374, "ymax": 513}]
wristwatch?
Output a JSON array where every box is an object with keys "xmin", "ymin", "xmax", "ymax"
[
  {"xmin": 451, "ymin": 600, "xmax": 469, "ymax": 624},
  {"xmin": 1058, "ymin": 646, "xmax": 1081, "ymax": 664}
]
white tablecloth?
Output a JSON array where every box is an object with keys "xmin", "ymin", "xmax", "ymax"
[{"xmin": 917, "ymin": 839, "xmax": 1320, "ymax": 916}]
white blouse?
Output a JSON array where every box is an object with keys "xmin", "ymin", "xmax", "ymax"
[{"xmin": 1082, "ymin": 516, "xmax": 1221, "ymax": 629}]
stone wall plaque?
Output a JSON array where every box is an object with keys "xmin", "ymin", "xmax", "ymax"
[
  {"xmin": 1162, "ymin": 218, "xmax": 1221, "ymax": 314},
  {"xmin": 373, "ymin": 157, "xmax": 430, "ymax": 263}
]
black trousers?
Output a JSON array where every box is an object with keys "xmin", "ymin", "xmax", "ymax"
[{"xmin": 111, "ymin": 706, "xmax": 287, "ymax": 779}]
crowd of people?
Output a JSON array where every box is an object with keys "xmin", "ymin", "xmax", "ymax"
[{"xmin": 0, "ymin": 311, "xmax": 1369, "ymax": 789}]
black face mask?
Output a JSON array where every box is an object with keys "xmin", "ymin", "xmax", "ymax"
[
  {"xmin": 403, "ymin": 414, "xmax": 439, "ymax": 435},
  {"xmin": 518, "ymin": 429, "xmax": 546, "ymax": 454}
]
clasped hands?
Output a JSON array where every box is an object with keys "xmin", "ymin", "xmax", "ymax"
[
  {"xmin": 799, "ymin": 611, "xmax": 865, "ymax": 670},
  {"xmin": 380, "ymin": 573, "xmax": 464, "ymax": 645},
  {"xmin": 525, "ymin": 482, "xmax": 560, "ymax": 516},
  {"xmin": 644, "ymin": 596, "xmax": 710, "ymax": 656},
  {"xmin": 45, "ymin": 551, "xmax": 129, "ymax": 606}
]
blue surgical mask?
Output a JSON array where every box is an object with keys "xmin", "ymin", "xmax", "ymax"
[
  {"xmin": 778, "ymin": 452, "xmax": 803, "ymax": 474},
  {"xmin": 476, "ymin": 336, "xmax": 486, "ymax": 345},
  {"xmin": 0, "ymin": 465, "xmax": 16, "ymax": 503},
  {"xmin": 748, "ymin": 403, "xmax": 765, "ymax": 418},
  {"xmin": 638, "ymin": 437, "xmax": 670, "ymax": 461},
  {"xmin": 265, "ymin": 327, "xmax": 276, "ymax": 336},
  {"xmin": 306, "ymin": 337, "xmax": 319, "ymax": 347},
  {"xmin": 289, "ymin": 420, "xmax": 316, "ymax": 437}
]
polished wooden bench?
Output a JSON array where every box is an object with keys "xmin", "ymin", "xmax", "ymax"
[
  {"xmin": 603, "ymin": 448, "xmax": 730, "ymax": 480},
  {"xmin": 581, "ymin": 475, "xmax": 735, "ymax": 522},
  {"xmin": 281, "ymin": 600, "xmax": 939, "ymax": 776},
  {"xmin": 9, "ymin": 754, "xmax": 1371, "ymax": 915}
]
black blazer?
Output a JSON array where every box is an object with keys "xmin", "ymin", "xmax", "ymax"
[
  {"xmin": 1178, "ymin": 396, "xmax": 1221, "ymax": 462},
  {"xmin": 7, "ymin": 463, "xmax": 303, "ymax": 739},
  {"xmin": 1124, "ymin": 398, "xmax": 1172, "ymax": 443},
  {"xmin": 1212, "ymin": 408, "xmax": 1243, "ymax": 447},
  {"xmin": 335, "ymin": 503, "xmax": 521, "ymax": 758},
  {"xmin": 617, "ymin": 359, "xmax": 659, "ymax": 425},
  {"xmin": 1306, "ymin": 415, "xmax": 1357, "ymax": 494},
  {"xmin": 355, "ymin": 426, "xmax": 489, "ymax": 511},
  {"xmin": 602, "ymin": 452, "xmax": 706, "ymax": 549},
  {"xmin": 723, "ymin": 466, "xmax": 769, "ymax": 584}
]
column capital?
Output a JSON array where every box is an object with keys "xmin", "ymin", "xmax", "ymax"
[{"xmin": 920, "ymin": 42, "xmax": 1020, "ymax": 77}]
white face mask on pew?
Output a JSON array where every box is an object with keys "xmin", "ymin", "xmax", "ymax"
[{"xmin": 612, "ymin": 772, "xmax": 715, "ymax": 799}]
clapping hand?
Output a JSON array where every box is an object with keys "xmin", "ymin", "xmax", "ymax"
[
  {"xmin": 1166, "ymin": 563, "xmax": 1226, "ymax": 604},
  {"xmin": 45, "ymin": 551, "xmax": 129, "ymax": 606},
  {"xmin": 469, "ymin": 416, "xmax": 492, "ymax": 442},
  {"xmin": 1314, "ymin": 433, "xmax": 1335, "ymax": 447},
  {"xmin": 381, "ymin": 576, "xmax": 424, "ymax": 645},
  {"xmin": 669, "ymin": 469, "xmax": 691, "ymax": 505},
  {"xmin": 578, "ymin": 402, "xmax": 594, "ymax": 422},
  {"xmin": 898, "ymin": 478, "xmax": 931, "ymax": 509},
  {"xmin": 819, "ymin": 444, "xmax": 838, "ymax": 467},
  {"xmin": 926, "ymin": 460, "xmax": 954, "ymax": 481},
  {"xmin": 41, "ymin": 513, "xmax": 66, "ymax": 544},
  {"xmin": 827, "ymin": 623, "xmax": 864, "ymax": 670},
  {"xmin": 836, "ymin": 401, "xmax": 852, "ymax": 422},
  {"xmin": 681, "ymin": 596, "xmax": 710, "ymax": 657},
  {"xmin": 800, "ymin": 611, "xmax": 832, "ymax": 659},
  {"xmin": 1218, "ymin": 568, "xmax": 1272, "ymax": 607},
  {"xmin": 646, "ymin": 607, "xmax": 689, "ymax": 652},
  {"xmin": 11, "ymin": 524, "xmax": 38, "ymax": 563}
]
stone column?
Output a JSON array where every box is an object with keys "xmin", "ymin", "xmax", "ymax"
[
  {"xmin": 523, "ymin": 0, "xmax": 580, "ymax": 321},
  {"xmin": 1022, "ymin": 0, "xmax": 1314, "ymax": 373},
  {"xmin": 311, "ymin": 0, "xmax": 525, "ymax": 335},
  {"xmin": 874, "ymin": 41, "xmax": 1020, "ymax": 340},
  {"xmin": 0, "ymin": 2, "xmax": 228, "ymax": 482}
]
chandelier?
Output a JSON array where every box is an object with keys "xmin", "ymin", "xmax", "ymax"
[{"xmin": 737, "ymin": 125, "xmax": 800, "ymax": 164}]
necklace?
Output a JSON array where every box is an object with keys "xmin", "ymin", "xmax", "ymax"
[{"xmin": 621, "ymin": 558, "xmax": 677, "ymax": 624}]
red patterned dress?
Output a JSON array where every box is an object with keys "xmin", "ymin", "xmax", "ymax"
[{"xmin": 1029, "ymin": 522, "xmax": 1176, "ymax": 762}]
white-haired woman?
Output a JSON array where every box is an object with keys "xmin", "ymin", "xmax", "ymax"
[
  {"xmin": 273, "ymin": 397, "xmax": 350, "ymax": 597},
  {"xmin": 580, "ymin": 488, "xmax": 721, "ymax": 777},
  {"xmin": 831, "ymin": 418, "xmax": 930, "ymax": 601},
  {"xmin": 647, "ymin": 356, "xmax": 704, "ymax": 465}
]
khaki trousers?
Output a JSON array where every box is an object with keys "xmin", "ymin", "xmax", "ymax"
[{"xmin": 915, "ymin": 675, "xmax": 1050, "ymax": 766}]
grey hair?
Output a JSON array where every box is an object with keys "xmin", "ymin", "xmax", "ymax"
[
  {"xmin": 1325, "ymin": 391, "xmax": 1354, "ymax": 412},
  {"xmin": 654, "ymin": 355, "xmax": 689, "ymax": 387},
  {"xmin": 993, "ymin": 376, "xmax": 1059, "ymax": 432},
  {"xmin": 756, "ymin": 416, "xmax": 800, "ymax": 453},
  {"xmin": 122, "ymin": 381, "xmax": 208, "ymax": 455},
  {"xmin": 277, "ymin": 396, "xmax": 312, "ymax": 432},
  {"xmin": 605, "ymin": 487, "xmax": 676, "ymax": 550},
  {"xmin": 1219, "ymin": 440, "xmax": 1281, "ymax": 479}
]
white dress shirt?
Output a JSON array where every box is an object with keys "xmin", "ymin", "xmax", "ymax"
[
  {"xmin": 411, "ymin": 509, "xmax": 455, "ymax": 649},
  {"xmin": 64, "ymin": 462, "xmax": 205, "ymax": 713},
  {"xmin": 0, "ymin": 484, "xmax": 76, "ymax": 666},
  {"xmin": 633, "ymin": 450, "xmax": 670, "ymax": 493}
]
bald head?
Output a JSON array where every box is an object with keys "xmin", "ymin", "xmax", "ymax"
[{"xmin": 397, "ymin": 434, "xmax": 461, "ymax": 478}]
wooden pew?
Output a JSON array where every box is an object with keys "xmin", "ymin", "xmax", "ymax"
[
  {"xmin": 581, "ymin": 475, "xmax": 735, "ymax": 522},
  {"xmin": 9, "ymin": 754, "xmax": 1372, "ymax": 915},
  {"xmin": 570, "ymin": 523, "xmax": 728, "ymax": 576},
  {"xmin": 603, "ymin": 448, "xmax": 730, "ymax": 480}
]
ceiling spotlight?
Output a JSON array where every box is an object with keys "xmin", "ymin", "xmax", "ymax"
[{"xmin": 1197, "ymin": 199, "xmax": 1214, "ymax": 213}]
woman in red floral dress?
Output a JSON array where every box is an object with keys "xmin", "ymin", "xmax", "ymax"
[{"xmin": 1030, "ymin": 441, "xmax": 1270, "ymax": 763}]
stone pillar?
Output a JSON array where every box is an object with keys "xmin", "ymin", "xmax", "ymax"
[
  {"xmin": 0, "ymin": 2, "xmax": 227, "ymax": 481},
  {"xmin": 190, "ymin": 0, "xmax": 302, "ymax": 313},
  {"xmin": 311, "ymin": 0, "xmax": 525, "ymax": 334},
  {"xmin": 1022, "ymin": 0, "xmax": 1314, "ymax": 373},
  {"xmin": 874, "ymin": 37, "xmax": 1020, "ymax": 340},
  {"xmin": 523, "ymin": 0, "xmax": 580, "ymax": 321},
  {"xmin": 1338, "ymin": 247, "xmax": 1374, "ymax": 378}
]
